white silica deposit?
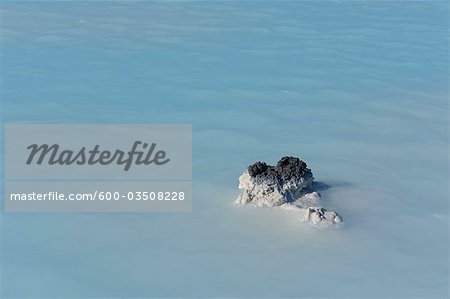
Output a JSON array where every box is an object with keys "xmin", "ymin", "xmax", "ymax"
[{"xmin": 235, "ymin": 157, "xmax": 342, "ymax": 226}]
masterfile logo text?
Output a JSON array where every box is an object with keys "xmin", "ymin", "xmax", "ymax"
[{"xmin": 26, "ymin": 141, "xmax": 170, "ymax": 171}]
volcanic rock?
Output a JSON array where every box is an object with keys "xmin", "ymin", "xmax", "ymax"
[{"xmin": 235, "ymin": 156, "xmax": 342, "ymax": 226}]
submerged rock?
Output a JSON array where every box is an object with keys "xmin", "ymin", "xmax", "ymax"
[{"xmin": 235, "ymin": 156, "xmax": 342, "ymax": 226}]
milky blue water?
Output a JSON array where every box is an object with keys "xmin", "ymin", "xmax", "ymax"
[{"xmin": 1, "ymin": 2, "xmax": 449, "ymax": 298}]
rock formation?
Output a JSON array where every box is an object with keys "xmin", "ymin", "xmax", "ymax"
[{"xmin": 235, "ymin": 156, "xmax": 342, "ymax": 226}]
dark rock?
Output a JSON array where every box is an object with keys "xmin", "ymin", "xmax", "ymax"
[
  {"xmin": 247, "ymin": 161, "xmax": 269, "ymax": 177},
  {"xmin": 275, "ymin": 156, "xmax": 311, "ymax": 179},
  {"xmin": 247, "ymin": 156, "xmax": 313, "ymax": 182}
]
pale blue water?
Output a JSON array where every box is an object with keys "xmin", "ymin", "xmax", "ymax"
[{"xmin": 1, "ymin": 2, "xmax": 449, "ymax": 298}]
